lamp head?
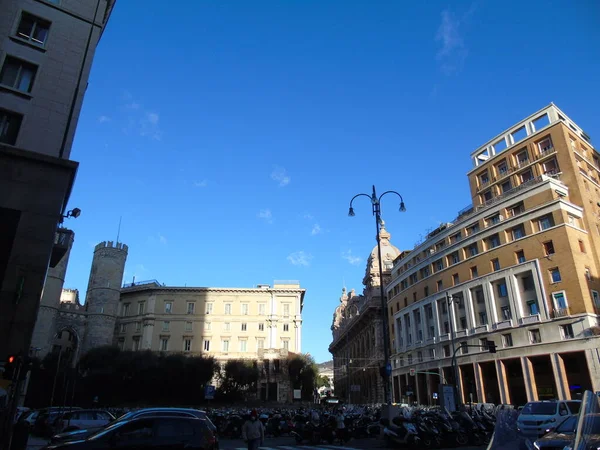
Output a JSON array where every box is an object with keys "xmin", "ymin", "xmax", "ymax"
[
  {"xmin": 348, "ymin": 207, "xmax": 355, "ymax": 217},
  {"xmin": 399, "ymin": 201, "xmax": 406, "ymax": 212},
  {"xmin": 70, "ymin": 208, "xmax": 81, "ymax": 218}
]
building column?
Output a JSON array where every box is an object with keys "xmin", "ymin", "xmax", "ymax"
[
  {"xmin": 521, "ymin": 356, "xmax": 538, "ymax": 402},
  {"xmin": 585, "ymin": 348, "xmax": 600, "ymax": 393},
  {"xmin": 550, "ymin": 353, "xmax": 571, "ymax": 400},
  {"xmin": 473, "ymin": 362, "xmax": 486, "ymax": 403},
  {"xmin": 457, "ymin": 365, "xmax": 466, "ymax": 404},
  {"xmin": 141, "ymin": 320, "xmax": 154, "ymax": 350},
  {"xmin": 431, "ymin": 300, "xmax": 441, "ymax": 337},
  {"xmin": 495, "ymin": 359, "xmax": 511, "ymax": 405},
  {"xmin": 484, "ymin": 281, "xmax": 499, "ymax": 324}
]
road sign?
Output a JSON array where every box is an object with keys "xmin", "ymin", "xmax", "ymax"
[
  {"xmin": 409, "ymin": 368, "xmax": 416, "ymax": 377},
  {"xmin": 433, "ymin": 392, "xmax": 438, "ymax": 399},
  {"xmin": 204, "ymin": 385, "xmax": 216, "ymax": 400},
  {"xmin": 385, "ymin": 363, "xmax": 392, "ymax": 376}
]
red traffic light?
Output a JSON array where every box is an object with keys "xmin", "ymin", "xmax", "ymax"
[{"xmin": 8, "ymin": 355, "xmax": 15, "ymax": 364}]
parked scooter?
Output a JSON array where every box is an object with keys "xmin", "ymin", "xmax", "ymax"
[{"xmin": 380, "ymin": 417, "xmax": 421, "ymax": 447}]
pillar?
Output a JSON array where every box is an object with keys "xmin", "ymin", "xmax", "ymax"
[
  {"xmin": 550, "ymin": 353, "xmax": 571, "ymax": 400},
  {"xmin": 457, "ymin": 365, "xmax": 466, "ymax": 404},
  {"xmin": 473, "ymin": 362, "xmax": 486, "ymax": 403},
  {"xmin": 585, "ymin": 348, "xmax": 600, "ymax": 393},
  {"xmin": 520, "ymin": 357, "xmax": 538, "ymax": 402},
  {"xmin": 495, "ymin": 359, "xmax": 511, "ymax": 405},
  {"xmin": 415, "ymin": 373, "xmax": 422, "ymax": 405}
]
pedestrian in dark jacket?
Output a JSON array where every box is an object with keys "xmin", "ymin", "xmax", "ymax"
[{"xmin": 242, "ymin": 409, "xmax": 264, "ymax": 450}]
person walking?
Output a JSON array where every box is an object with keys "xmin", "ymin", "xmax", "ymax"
[{"xmin": 242, "ymin": 409, "xmax": 264, "ymax": 450}]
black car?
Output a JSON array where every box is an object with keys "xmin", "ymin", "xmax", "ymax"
[
  {"xmin": 533, "ymin": 414, "xmax": 577, "ymax": 449},
  {"xmin": 43, "ymin": 416, "xmax": 217, "ymax": 450},
  {"xmin": 50, "ymin": 408, "xmax": 217, "ymax": 445}
]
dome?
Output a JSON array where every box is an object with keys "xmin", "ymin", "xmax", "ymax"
[{"xmin": 363, "ymin": 220, "xmax": 400, "ymax": 287}]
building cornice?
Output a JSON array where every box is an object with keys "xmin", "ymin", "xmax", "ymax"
[{"xmin": 121, "ymin": 286, "xmax": 305, "ymax": 296}]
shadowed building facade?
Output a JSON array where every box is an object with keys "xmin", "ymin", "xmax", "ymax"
[{"xmin": 387, "ymin": 104, "xmax": 600, "ymax": 406}]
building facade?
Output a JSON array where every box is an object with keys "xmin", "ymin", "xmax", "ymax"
[
  {"xmin": 387, "ymin": 104, "xmax": 600, "ymax": 407},
  {"xmin": 0, "ymin": 0, "xmax": 115, "ymax": 362},
  {"xmin": 329, "ymin": 223, "xmax": 401, "ymax": 404}
]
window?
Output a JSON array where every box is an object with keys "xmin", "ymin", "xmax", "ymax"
[
  {"xmin": 486, "ymin": 215, "xmax": 501, "ymax": 226},
  {"xmin": 160, "ymin": 338, "xmax": 168, "ymax": 351},
  {"xmin": 507, "ymin": 202, "xmax": 525, "ymax": 217},
  {"xmin": 132, "ymin": 337, "xmax": 140, "ymax": 351},
  {"xmin": 118, "ymin": 338, "xmax": 125, "ymax": 351},
  {"xmin": 450, "ymin": 232, "xmax": 461, "ymax": 244},
  {"xmin": 527, "ymin": 300, "xmax": 539, "ymax": 315},
  {"xmin": 258, "ymin": 303, "xmax": 266, "ymax": 315},
  {"xmin": 224, "ymin": 303, "xmax": 231, "ymax": 315},
  {"xmin": 487, "ymin": 234, "xmax": 501, "ymax": 249},
  {"xmin": 429, "ymin": 348, "xmax": 435, "ymax": 360},
  {"xmin": 470, "ymin": 266, "xmax": 478, "ymax": 278},
  {"xmin": 162, "ymin": 321, "xmax": 170, "ymax": 332},
  {"xmin": 224, "ymin": 322, "xmax": 231, "ymax": 331},
  {"xmin": 283, "ymin": 323, "xmax": 289, "ymax": 332},
  {"xmin": 501, "ymin": 306, "xmax": 511, "ymax": 320},
  {"xmin": 16, "ymin": 13, "xmax": 50, "ymax": 46},
  {"xmin": 437, "ymin": 280, "xmax": 443, "ymax": 292},
  {"xmin": 449, "ymin": 252, "xmax": 460, "ymax": 265},
  {"xmin": 241, "ymin": 323, "xmax": 247, "ymax": 331},
  {"xmin": 502, "ymin": 333, "xmax": 513, "ymax": 347},
  {"xmin": 165, "ymin": 302, "xmax": 172, "ymax": 314},
  {"xmin": 241, "ymin": 303, "xmax": 249, "ymax": 315},
  {"xmin": 467, "ymin": 223, "xmax": 480, "ymax": 235},
  {"xmin": 497, "ymin": 282, "xmax": 508, "ymax": 297},
  {"xmin": 185, "ymin": 321, "xmax": 192, "ymax": 332},
  {"xmin": 135, "ymin": 322, "xmax": 141, "ymax": 332},
  {"xmin": 222, "ymin": 340, "xmax": 229, "ymax": 352},
  {"xmin": 460, "ymin": 316, "xmax": 467, "ymax": 330},
  {"xmin": 0, "ymin": 56, "xmax": 37, "ymax": 93},
  {"xmin": 435, "ymin": 259, "xmax": 444, "ymax": 271},
  {"xmin": 460, "ymin": 341, "xmax": 469, "ymax": 354},
  {"xmin": 552, "ymin": 292, "xmax": 568, "ymax": 310},
  {"xmin": 501, "ymin": 180, "xmax": 512, "ymax": 193},
  {"xmin": 283, "ymin": 304, "xmax": 290, "ymax": 317},
  {"xmin": 516, "ymin": 150, "xmax": 528, "ymax": 167},
  {"xmin": 511, "ymin": 225, "xmax": 525, "ymax": 240},
  {"xmin": 258, "ymin": 323, "xmax": 264, "ymax": 331},
  {"xmin": 543, "ymin": 241, "xmax": 555, "ymax": 255},
  {"xmin": 407, "ymin": 354, "xmax": 413, "ymax": 365},
  {"xmin": 520, "ymin": 169, "xmax": 533, "ymax": 183},
  {"xmin": 523, "ymin": 276, "xmax": 534, "ymax": 291},
  {"xmin": 205, "ymin": 303, "xmax": 213, "ymax": 314},
  {"xmin": 591, "ymin": 290, "xmax": 599, "ymax": 308},
  {"xmin": 120, "ymin": 323, "xmax": 126, "ymax": 333},
  {"xmin": 496, "ymin": 161, "xmax": 508, "ymax": 176},
  {"xmin": 257, "ymin": 339, "xmax": 264, "ymax": 349},
  {"xmin": 282, "ymin": 340, "xmax": 289, "ymax": 350},
  {"xmin": 418, "ymin": 351, "xmax": 423, "ymax": 363},
  {"xmin": 550, "ymin": 268, "xmax": 562, "ymax": 283},
  {"xmin": 479, "ymin": 311, "xmax": 488, "ymax": 326},
  {"xmin": 530, "ymin": 329, "xmax": 541, "ymax": 344},
  {"xmin": 203, "ymin": 340, "xmax": 210, "ymax": 351},
  {"xmin": 187, "ymin": 302, "xmax": 195, "ymax": 315},
  {"xmin": 240, "ymin": 340, "xmax": 247, "ymax": 352},
  {"xmin": 122, "ymin": 304, "xmax": 130, "ymax": 316},
  {"xmin": 560, "ymin": 324, "xmax": 575, "ymax": 340},
  {"xmin": 579, "ymin": 240, "xmax": 586, "ymax": 252},
  {"xmin": 138, "ymin": 302, "xmax": 145, "ymax": 315},
  {"xmin": 467, "ymin": 243, "xmax": 478, "ymax": 257},
  {"xmin": 205, "ymin": 322, "xmax": 211, "ymax": 331},
  {"xmin": 443, "ymin": 345, "xmax": 451, "ymax": 357},
  {"xmin": 538, "ymin": 214, "xmax": 555, "ymax": 231},
  {"xmin": 452, "ymin": 273, "xmax": 460, "ymax": 285},
  {"xmin": 184, "ymin": 339, "xmax": 191, "ymax": 352},
  {"xmin": 443, "ymin": 321, "xmax": 450, "ymax": 334},
  {"xmin": 543, "ymin": 158, "xmax": 559, "ymax": 175},
  {"xmin": 480, "ymin": 338, "xmax": 489, "ymax": 351},
  {"xmin": 491, "ymin": 258, "xmax": 501, "ymax": 271},
  {"xmin": 538, "ymin": 136, "xmax": 553, "ymax": 153},
  {"xmin": 516, "ymin": 250, "xmax": 526, "ymax": 264},
  {"xmin": 479, "ymin": 171, "xmax": 489, "ymax": 185}
]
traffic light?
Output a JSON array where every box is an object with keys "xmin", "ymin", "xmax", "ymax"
[
  {"xmin": 488, "ymin": 342, "xmax": 497, "ymax": 354},
  {"xmin": 3, "ymin": 354, "xmax": 18, "ymax": 380}
]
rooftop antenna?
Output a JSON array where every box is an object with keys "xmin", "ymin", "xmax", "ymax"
[{"xmin": 116, "ymin": 216, "xmax": 122, "ymax": 244}]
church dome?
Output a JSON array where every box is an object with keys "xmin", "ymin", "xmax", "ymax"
[{"xmin": 363, "ymin": 220, "xmax": 400, "ymax": 287}]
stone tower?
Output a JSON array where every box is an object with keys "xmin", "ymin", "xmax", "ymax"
[
  {"xmin": 30, "ymin": 230, "xmax": 75, "ymax": 357},
  {"xmin": 81, "ymin": 241, "xmax": 128, "ymax": 355}
]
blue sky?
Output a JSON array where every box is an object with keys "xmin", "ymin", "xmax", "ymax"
[{"xmin": 64, "ymin": 0, "xmax": 600, "ymax": 363}]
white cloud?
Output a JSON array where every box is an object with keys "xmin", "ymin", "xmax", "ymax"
[
  {"xmin": 435, "ymin": 8, "xmax": 471, "ymax": 74},
  {"xmin": 271, "ymin": 167, "xmax": 291, "ymax": 187},
  {"xmin": 121, "ymin": 91, "xmax": 162, "ymax": 140},
  {"xmin": 194, "ymin": 179, "xmax": 208, "ymax": 188},
  {"xmin": 98, "ymin": 115, "xmax": 111, "ymax": 123},
  {"xmin": 287, "ymin": 251, "xmax": 312, "ymax": 267},
  {"xmin": 342, "ymin": 250, "xmax": 362, "ymax": 266},
  {"xmin": 258, "ymin": 209, "xmax": 273, "ymax": 224},
  {"xmin": 311, "ymin": 224, "xmax": 322, "ymax": 236}
]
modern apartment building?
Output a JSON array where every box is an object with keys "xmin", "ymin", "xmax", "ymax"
[
  {"xmin": 387, "ymin": 104, "xmax": 600, "ymax": 407},
  {"xmin": 0, "ymin": 0, "xmax": 115, "ymax": 361}
]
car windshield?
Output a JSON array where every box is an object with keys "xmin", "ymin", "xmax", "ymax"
[
  {"xmin": 521, "ymin": 402, "xmax": 558, "ymax": 415},
  {"xmin": 87, "ymin": 420, "xmax": 126, "ymax": 440},
  {"xmin": 557, "ymin": 416, "xmax": 578, "ymax": 433}
]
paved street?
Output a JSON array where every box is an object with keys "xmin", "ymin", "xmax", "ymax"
[{"xmin": 26, "ymin": 435, "xmax": 485, "ymax": 450}]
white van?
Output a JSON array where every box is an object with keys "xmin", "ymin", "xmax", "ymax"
[{"xmin": 517, "ymin": 400, "xmax": 581, "ymax": 439}]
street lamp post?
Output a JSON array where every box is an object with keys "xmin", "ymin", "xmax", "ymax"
[{"xmin": 348, "ymin": 185, "xmax": 406, "ymax": 405}]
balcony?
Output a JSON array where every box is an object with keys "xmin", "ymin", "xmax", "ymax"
[
  {"xmin": 472, "ymin": 324, "xmax": 489, "ymax": 334},
  {"xmin": 49, "ymin": 228, "xmax": 74, "ymax": 268},
  {"xmin": 455, "ymin": 329, "xmax": 469, "ymax": 338},
  {"xmin": 493, "ymin": 319, "xmax": 513, "ymax": 330},
  {"xmin": 536, "ymin": 147, "xmax": 556, "ymax": 160},
  {"xmin": 552, "ymin": 307, "xmax": 570, "ymax": 318},
  {"xmin": 520, "ymin": 314, "xmax": 541, "ymax": 325},
  {"xmin": 439, "ymin": 333, "xmax": 449, "ymax": 342}
]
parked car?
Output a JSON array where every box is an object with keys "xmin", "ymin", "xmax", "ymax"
[
  {"xmin": 50, "ymin": 407, "xmax": 217, "ymax": 446},
  {"xmin": 43, "ymin": 416, "xmax": 217, "ymax": 450},
  {"xmin": 54, "ymin": 409, "xmax": 115, "ymax": 433},
  {"xmin": 31, "ymin": 407, "xmax": 83, "ymax": 437},
  {"xmin": 517, "ymin": 400, "xmax": 581, "ymax": 439},
  {"xmin": 533, "ymin": 414, "xmax": 577, "ymax": 449}
]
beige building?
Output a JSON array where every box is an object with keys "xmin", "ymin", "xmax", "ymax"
[
  {"xmin": 0, "ymin": 0, "xmax": 115, "ymax": 362},
  {"xmin": 329, "ymin": 223, "xmax": 401, "ymax": 404},
  {"xmin": 387, "ymin": 103, "xmax": 600, "ymax": 407},
  {"xmin": 115, "ymin": 281, "xmax": 305, "ymax": 359}
]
